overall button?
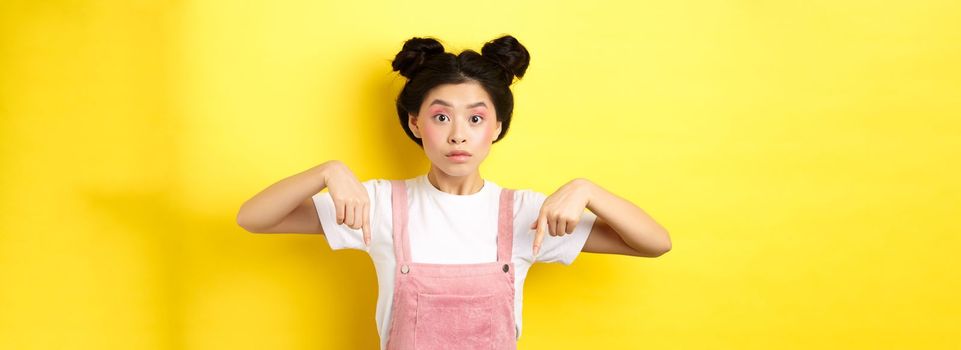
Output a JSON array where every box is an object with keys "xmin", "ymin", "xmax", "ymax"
[
  {"xmin": 502, "ymin": 264, "xmax": 510, "ymax": 273},
  {"xmin": 401, "ymin": 265, "xmax": 410, "ymax": 274}
]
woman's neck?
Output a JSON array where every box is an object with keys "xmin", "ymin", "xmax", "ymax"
[{"xmin": 426, "ymin": 166, "xmax": 484, "ymax": 195}]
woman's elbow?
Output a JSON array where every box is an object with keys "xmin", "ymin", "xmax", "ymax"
[
  {"xmin": 236, "ymin": 210, "xmax": 264, "ymax": 233},
  {"xmin": 656, "ymin": 233, "xmax": 672, "ymax": 256},
  {"xmin": 655, "ymin": 242, "xmax": 671, "ymax": 257},
  {"xmin": 647, "ymin": 232, "xmax": 672, "ymax": 257}
]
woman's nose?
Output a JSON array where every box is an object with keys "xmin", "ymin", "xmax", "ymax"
[{"xmin": 449, "ymin": 123, "xmax": 466, "ymax": 144}]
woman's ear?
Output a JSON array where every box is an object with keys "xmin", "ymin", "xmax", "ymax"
[
  {"xmin": 408, "ymin": 113, "xmax": 421, "ymax": 139},
  {"xmin": 493, "ymin": 120, "xmax": 502, "ymax": 142}
]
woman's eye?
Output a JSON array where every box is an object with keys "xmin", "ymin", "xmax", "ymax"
[{"xmin": 432, "ymin": 114, "xmax": 481, "ymax": 123}]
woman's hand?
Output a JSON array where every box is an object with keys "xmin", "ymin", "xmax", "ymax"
[
  {"xmin": 531, "ymin": 178, "xmax": 593, "ymax": 258},
  {"xmin": 323, "ymin": 161, "xmax": 371, "ymax": 246}
]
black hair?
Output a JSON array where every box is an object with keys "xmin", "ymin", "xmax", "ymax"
[{"xmin": 391, "ymin": 35, "xmax": 530, "ymax": 146}]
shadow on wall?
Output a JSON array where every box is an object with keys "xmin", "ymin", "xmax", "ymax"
[
  {"xmin": 341, "ymin": 45, "xmax": 430, "ymax": 180},
  {"xmin": 74, "ymin": 48, "xmax": 429, "ymax": 349}
]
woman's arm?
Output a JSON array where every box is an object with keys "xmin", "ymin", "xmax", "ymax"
[
  {"xmin": 580, "ymin": 179, "xmax": 672, "ymax": 257},
  {"xmin": 236, "ymin": 161, "xmax": 334, "ymax": 233}
]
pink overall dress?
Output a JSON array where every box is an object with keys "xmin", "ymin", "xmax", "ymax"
[{"xmin": 385, "ymin": 180, "xmax": 518, "ymax": 350}]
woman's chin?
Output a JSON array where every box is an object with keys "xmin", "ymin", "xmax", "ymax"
[
  {"xmin": 444, "ymin": 169, "xmax": 476, "ymax": 177},
  {"xmin": 433, "ymin": 164, "xmax": 477, "ymax": 178}
]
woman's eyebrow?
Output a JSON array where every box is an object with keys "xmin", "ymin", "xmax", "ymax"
[{"xmin": 428, "ymin": 99, "xmax": 488, "ymax": 109}]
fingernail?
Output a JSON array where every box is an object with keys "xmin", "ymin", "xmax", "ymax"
[{"xmin": 533, "ymin": 246, "xmax": 540, "ymax": 259}]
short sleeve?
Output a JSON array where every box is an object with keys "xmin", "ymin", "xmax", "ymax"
[
  {"xmin": 513, "ymin": 189, "xmax": 597, "ymax": 265},
  {"xmin": 311, "ymin": 179, "xmax": 384, "ymax": 252}
]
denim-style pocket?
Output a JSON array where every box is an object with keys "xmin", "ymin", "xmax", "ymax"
[{"xmin": 414, "ymin": 293, "xmax": 494, "ymax": 350}]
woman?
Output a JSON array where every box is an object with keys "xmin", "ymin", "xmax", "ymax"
[{"xmin": 237, "ymin": 34, "xmax": 672, "ymax": 350}]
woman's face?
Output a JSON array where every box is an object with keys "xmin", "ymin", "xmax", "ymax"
[{"xmin": 408, "ymin": 81, "xmax": 502, "ymax": 178}]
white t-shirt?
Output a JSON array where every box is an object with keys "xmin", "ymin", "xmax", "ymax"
[{"xmin": 312, "ymin": 175, "xmax": 597, "ymax": 350}]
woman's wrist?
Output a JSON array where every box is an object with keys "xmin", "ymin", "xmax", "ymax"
[
  {"xmin": 571, "ymin": 178, "xmax": 598, "ymax": 209},
  {"xmin": 312, "ymin": 160, "xmax": 342, "ymax": 185}
]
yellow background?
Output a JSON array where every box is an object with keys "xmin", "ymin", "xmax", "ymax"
[{"xmin": 1, "ymin": 0, "xmax": 959, "ymax": 349}]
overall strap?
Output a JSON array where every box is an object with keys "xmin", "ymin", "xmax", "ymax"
[
  {"xmin": 390, "ymin": 180, "xmax": 411, "ymax": 266},
  {"xmin": 496, "ymin": 188, "xmax": 515, "ymax": 263}
]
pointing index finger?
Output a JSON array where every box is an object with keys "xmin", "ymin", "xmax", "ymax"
[
  {"xmin": 532, "ymin": 214, "xmax": 548, "ymax": 260},
  {"xmin": 362, "ymin": 201, "xmax": 371, "ymax": 247}
]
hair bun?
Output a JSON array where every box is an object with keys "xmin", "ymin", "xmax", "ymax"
[
  {"xmin": 392, "ymin": 37, "xmax": 445, "ymax": 78},
  {"xmin": 481, "ymin": 35, "xmax": 530, "ymax": 83}
]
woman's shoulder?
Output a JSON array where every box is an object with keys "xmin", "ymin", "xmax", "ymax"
[
  {"xmin": 361, "ymin": 178, "xmax": 393, "ymax": 185},
  {"xmin": 507, "ymin": 187, "xmax": 547, "ymax": 213},
  {"xmin": 506, "ymin": 186, "xmax": 545, "ymax": 198},
  {"xmin": 364, "ymin": 175, "xmax": 423, "ymax": 183},
  {"xmin": 360, "ymin": 177, "xmax": 414, "ymax": 187},
  {"xmin": 359, "ymin": 177, "xmax": 421, "ymax": 199},
  {"xmin": 355, "ymin": 179, "xmax": 398, "ymax": 206}
]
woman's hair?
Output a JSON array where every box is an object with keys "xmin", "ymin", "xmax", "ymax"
[{"xmin": 391, "ymin": 35, "xmax": 530, "ymax": 146}]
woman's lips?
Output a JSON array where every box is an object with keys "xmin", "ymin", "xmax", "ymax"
[{"xmin": 446, "ymin": 154, "xmax": 471, "ymax": 163}]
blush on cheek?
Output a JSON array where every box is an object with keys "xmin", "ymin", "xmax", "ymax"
[
  {"xmin": 421, "ymin": 125, "xmax": 443, "ymax": 143},
  {"xmin": 481, "ymin": 127, "xmax": 495, "ymax": 142}
]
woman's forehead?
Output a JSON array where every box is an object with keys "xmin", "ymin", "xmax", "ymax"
[{"xmin": 422, "ymin": 82, "xmax": 492, "ymax": 109}]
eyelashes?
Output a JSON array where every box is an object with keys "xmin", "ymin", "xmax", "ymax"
[{"xmin": 433, "ymin": 114, "xmax": 485, "ymax": 124}]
